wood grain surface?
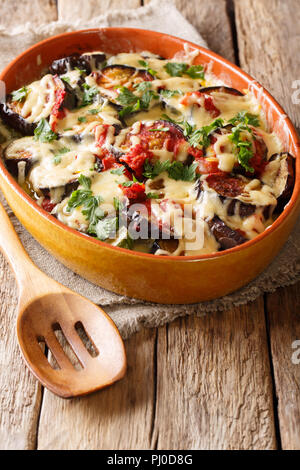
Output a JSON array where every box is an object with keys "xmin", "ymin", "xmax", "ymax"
[
  {"xmin": 0, "ymin": 0, "xmax": 299, "ymax": 450},
  {"xmin": 234, "ymin": 0, "xmax": 300, "ymax": 129}
]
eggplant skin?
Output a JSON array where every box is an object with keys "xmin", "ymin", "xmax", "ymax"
[
  {"xmin": 226, "ymin": 199, "xmax": 256, "ymax": 218},
  {"xmin": 3, "ymin": 149, "xmax": 33, "ymax": 178},
  {"xmin": 4, "ymin": 156, "xmax": 32, "ymax": 178},
  {"xmin": 271, "ymin": 152, "xmax": 295, "ymax": 211},
  {"xmin": 208, "ymin": 216, "xmax": 247, "ymax": 250},
  {"xmin": 40, "ymin": 180, "xmax": 79, "ymax": 200},
  {"xmin": 49, "ymin": 54, "xmax": 92, "ymax": 75},
  {"xmin": 150, "ymin": 239, "xmax": 179, "ymax": 254},
  {"xmin": 0, "ymin": 102, "xmax": 36, "ymax": 136},
  {"xmin": 61, "ymin": 81, "xmax": 78, "ymax": 110},
  {"xmin": 99, "ymin": 64, "xmax": 154, "ymax": 85},
  {"xmin": 81, "ymin": 53, "xmax": 106, "ymax": 70},
  {"xmin": 199, "ymin": 86, "xmax": 244, "ymax": 96}
]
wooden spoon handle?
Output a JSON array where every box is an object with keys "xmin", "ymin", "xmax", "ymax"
[{"xmin": 0, "ymin": 201, "xmax": 37, "ymax": 287}]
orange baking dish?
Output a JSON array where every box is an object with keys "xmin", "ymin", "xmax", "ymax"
[{"xmin": 0, "ymin": 28, "xmax": 299, "ymax": 304}]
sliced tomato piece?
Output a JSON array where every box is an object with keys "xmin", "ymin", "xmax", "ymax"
[
  {"xmin": 205, "ymin": 173, "xmax": 245, "ymax": 198},
  {"xmin": 196, "ymin": 157, "xmax": 220, "ymax": 174},
  {"xmin": 120, "ymin": 182, "xmax": 146, "ymax": 203},
  {"xmin": 119, "ymin": 144, "xmax": 154, "ymax": 179},
  {"xmin": 41, "ymin": 197, "xmax": 56, "ymax": 213},
  {"xmin": 180, "ymin": 91, "xmax": 221, "ymax": 118}
]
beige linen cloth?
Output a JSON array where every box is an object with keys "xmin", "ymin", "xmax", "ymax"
[{"xmin": 0, "ymin": 0, "xmax": 300, "ymax": 338}]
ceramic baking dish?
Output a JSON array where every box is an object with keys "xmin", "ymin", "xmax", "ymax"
[{"xmin": 0, "ymin": 27, "xmax": 299, "ymax": 304}]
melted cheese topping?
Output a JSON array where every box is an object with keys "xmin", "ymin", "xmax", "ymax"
[
  {"xmin": 21, "ymin": 74, "xmax": 57, "ymax": 123},
  {"xmin": 0, "ymin": 50, "xmax": 288, "ymax": 256}
]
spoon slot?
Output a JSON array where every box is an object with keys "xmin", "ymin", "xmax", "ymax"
[
  {"xmin": 74, "ymin": 321, "xmax": 99, "ymax": 358},
  {"xmin": 51, "ymin": 323, "xmax": 83, "ymax": 371},
  {"xmin": 37, "ymin": 335, "xmax": 60, "ymax": 370}
]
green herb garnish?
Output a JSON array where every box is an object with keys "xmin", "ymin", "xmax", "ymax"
[
  {"xmin": 78, "ymin": 116, "xmax": 87, "ymax": 123},
  {"xmin": 164, "ymin": 62, "xmax": 205, "ymax": 79},
  {"xmin": 110, "ymin": 167, "xmax": 125, "ymax": 176},
  {"xmin": 146, "ymin": 192, "xmax": 160, "ymax": 199},
  {"xmin": 138, "ymin": 59, "xmax": 158, "ymax": 77},
  {"xmin": 88, "ymin": 108, "xmax": 101, "ymax": 115},
  {"xmin": 61, "ymin": 76, "xmax": 71, "ymax": 84},
  {"xmin": 229, "ymin": 111, "xmax": 260, "ymax": 127},
  {"xmin": 81, "ymin": 84, "xmax": 99, "ymax": 106},
  {"xmin": 93, "ymin": 217, "xmax": 118, "ymax": 241},
  {"xmin": 143, "ymin": 159, "xmax": 171, "ymax": 179},
  {"xmin": 118, "ymin": 232, "xmax": 134, "ymax": 250},
  {"xmin": 160, "ymin": 89, "xmax": 181, "ymax": 99},
  {"xmin": 117, "ymin": 86, "xmax": 158, "ymax": 117},
  {"xmin": 188, "ymin": 118, "xmax": 224, "ymax": 148},
  {"xmin": 143, "ymin": 158, "xmax": 198, "ymax": 182},
  {"xmin": 53, "ymin": 146, "xmax": 70, "ymax": 165},
  {"xmin": 11, "ymin": 86, "xmax": 28, "ymax": 102},
  {"xmin": 34, "ymin": 118, "xmax": 58, "ymax": 143}
]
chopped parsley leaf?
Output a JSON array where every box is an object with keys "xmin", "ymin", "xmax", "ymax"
[
  {"xmin": 78, "ymin": 174, "xmax": 92, "ymax": 190},
  {"xmin": 138, "ymin": 59, "xmax": 158, "ymax": 77},
  {"xmin": 110, "ymin": 167, "xmax": 125, "ymax": 176},
  {"xmin": 81, "ymin": 84, "xmax": 99, "ymax": 106},
  {"xmin": 34, "ymin": 118, "xmax": 58, "ymax": 143},
  {"xmin": 164, "ymin": 62, "xmax": 205, "ymax": 80},
  {"xmin": 11, "ymin": 86, "xmax": 28, "ymax": 102},
  {"xmin": 53, "ymin": 146, "xmax": 70, "ymax": 165},
  {"xmin": 188, "ymin": 118, "xmax": 224, "ymax": 148},
  {"xmin": 146, "ymin": 192, "xmax": 160, "ymax": 199},
  {"xmin": 160, "ymin": 89, "xmax": 181, "ymax": 98},
  {"xmin": 88, "ymin": 108, "xmax": 101, "ymax": 114}
]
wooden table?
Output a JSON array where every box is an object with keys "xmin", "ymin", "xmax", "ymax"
[{"xmin": 0, "ymin": 0, "xmax": 299, "ymax": 450}]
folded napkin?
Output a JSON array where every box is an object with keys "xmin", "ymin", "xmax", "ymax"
[{"xmin": 1, "ymin": 0, "xmax": 300, "ymax": 338}]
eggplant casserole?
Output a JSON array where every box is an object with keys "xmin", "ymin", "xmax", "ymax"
[{"xmin": 0, "ymin": 50, "xmax": 295, "ymax": 256}]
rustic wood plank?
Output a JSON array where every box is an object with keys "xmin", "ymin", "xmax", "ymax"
[
  {"xmin": 144, "ymin": 0, "xmax": 235, "ymax": 62},
  {"xmin": 235, "ymin": 0, "xmax": 300, "ymax": 448},
  {"xmin": 151, "ymin": 301, "xmax": 277, "ymax": 450},
  {"xmin": 57, "ymin": 0, "xmax": 141, "ymax": 21},
  {"xmin": 0, "ymin": 0, "xmax": 58, "ymax": 450},
  {"xmin": 0, "ymin": 0, "xmax": 57, "ymax": 28},
  {"xmin": 0, "ymin": 253, "xmax": 42, "ymax": 449},
  {"xmin": 234, "ymin": 0, "xmax": 300, "ymax": 128},
  {"xmin": 37, "ymin": 328, "xmax": 156, "ymax": 450},
  {"xmin": 266, "ymin": 284, "xmax": 300, "ymax": 450}
]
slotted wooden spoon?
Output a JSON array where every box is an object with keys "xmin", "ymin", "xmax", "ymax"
[{"xmin": 0, "ymin": 201, "xmax": 126, "ymax": 398}]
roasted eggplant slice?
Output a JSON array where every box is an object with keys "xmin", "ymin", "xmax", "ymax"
[
  {"xmin": 262, "ymin": 152, "xmax": 295, "ymax": 211},
  {"xmin": 0, "ymin": 102, "xmax": 36, "ymax": 135},
  {"xmin": 1, "ymin": 75, "xmax": 78, "ymax": 135},
  {"xmin": 95, "ymin": 65, "xmax": 154, "ymax": 103},
  {"xmin": 150, "ymin": 239, "xmax": 179, "ymax": 254},
  {"xmin": 49, "ymin": 54, "xmax": 92, "ymax": 75},
  {"xmin": 3, "ymin": 137, "xmax": 35, "ymax": 177},
  {"xmin": 208, "ymin": 215, "xmax": 247, "ymax": 250},
  {"xmin": 81, "ymin": 52, "xmax": 106, "ymax": 70},
  {"xmin": 50, "ymin": 52, "xmax": 106, "ymax": 75},
  {"xmin": 199, "ymin": 86, "xmax": 244, "ymax": 96},
  {"xmin": 205, "ymin": 173, "xmax": 245, "ymax": 198},
  {"xmin": 226, "ymin": 198, "xmax": 256, "ymax": 218}
]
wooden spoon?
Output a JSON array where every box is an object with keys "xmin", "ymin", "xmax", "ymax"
[{"xmin": 0, "ymin": 201, "xmax": 126, "ymax": 398}]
